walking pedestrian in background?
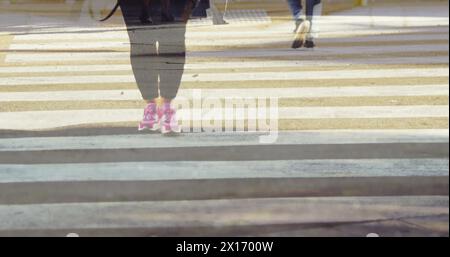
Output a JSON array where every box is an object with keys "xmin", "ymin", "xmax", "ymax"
[{"xmin": 288, "ymin": 0, "xmax": 322, "ymax": 49}]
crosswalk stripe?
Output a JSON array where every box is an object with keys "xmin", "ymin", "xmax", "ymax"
[
  {"xmin": 5, "ymin": 52, "xmax": 129, "ymax": 63},
  {"xmin": 12, "ymin": 31, "xmax": 449, "ymax": 43},
  {"xmin": 5, "ymin": 44, "xmax": 449, "ymax": 63},
  {"xmin": 191, "ymin": 44, "xmax": 450, "ymax": 58},
  {"xmin": 0, "ymin": 159, "xmax": 447, "ymax": 183},
  {"xmin": 0, "ymin": 64, "xmax": 133, "ymax": 74},
  {"xmin": 1, "ymin": 77, "xmax": 446, "ymax": 92},
  {"xmin": 8, "ymin": 37, "xmax": 449, "ymax": 49},
  {"xmin": 9, "ymin": 41, "xmax": 129, "ymax": 50},
  {"xmin": 13, "ymin": 23, "xmax": 448, "ymax": 38},
  {"xmin": 0, "ymin": 56, "xmax": 449, "ymax": 74},
  {"xmin": 0, "ymin": 68, "xmax": 447, "ymax": 86},
  {"xmin": 0, "ymin": 196, "xmax": 447, "ymax": 231},
  {"xmin": 0, "ymin": 85, "xmax": 447, "ymax": 102},
  {"xmin": 0, "ymin": 106, "xmax": 447, "ymax": 130},
  {"xmin": 2, "ymin": 142, "xmax": 447, "ymax": 165},
  {"xmin": 1, "ymin": 130, "xmax": 447, "ymax": 151}
]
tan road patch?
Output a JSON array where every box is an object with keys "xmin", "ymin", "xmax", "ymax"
[
  {"xmin": 0, "ymin": 77, "xmax": 448, "ymax": 93},
  {"xmin": 8, "ymin": 44, "xmax": 446, "ymax": 59},
  {"xmin": 0, "ymin": 70, "xmax": 133, "ymax": 78},
  {"xmin": 0, "ymin": 100, "xmax": 143, "ymax": 112},
  {"xmin": 1, "ymin": 96, "xmax": 447, "ymax": 112},
  {"xmin": 189, "ymin": 51, "xmax": 450, "ymax": 62},
  {"xmin": 0, "ymin": 64, "xmax": 448, "ymax": 77},
  {"xmin": 279, "ymin": 118, "xmax": 449, "ymax": 130},
  {"xmin": 0, "ymin": 83, "xmax": 139, "ymax": 92},
  {"xmin": 188, "ymin": 40, "xmax": 449, "ymax": 52},
  {"xmin": 279, "ymin": 96, "xmax": 449, "ymax": 108},
  {"xmin": 0, "ymin": 35, "xmax": 14, "ymax": 64},
  {"xmin": 0, "ymin": 59, "xmax": 131, "ymax": 68},
  {"xmin": 12, "ymin": 31, "xmax": 449, "ymax": 44},
  {"xmin": 173, "ymin": 64, "xmax": 449, "ymax": 74},
  {"xmin": 1, "ymin": 51, "xmax": 447, "ymax": 68},
  {"xmin": 10, "ymin": 117, "xmax": 447, "ymax": 133},
  {"xmin": 180, "ymin": 77, "xmax": 450, "ymax": 89}
]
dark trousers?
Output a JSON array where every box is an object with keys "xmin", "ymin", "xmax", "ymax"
[
  {"xmin": 139, "ymin": 0, "xmax": 151, "ymax": 21},
  {"xmin": 120, "ymin": 0, "xmax": 186, "ymax": 100},
  {"xmin": 287, "ymin": 0, "xmax": 321, "ymax": 21}
]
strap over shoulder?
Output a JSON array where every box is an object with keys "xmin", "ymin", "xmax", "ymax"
[{"xmin": 99, "ymin": 0, "xmax": 120, "ymax": 22}]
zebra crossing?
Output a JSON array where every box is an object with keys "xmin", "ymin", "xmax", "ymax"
[{"xmin": 0, "ymin": 0, "xmax": 448, "ymax": 236}]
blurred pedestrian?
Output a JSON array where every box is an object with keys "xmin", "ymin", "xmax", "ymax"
[
  {"xmin": 288, "ymin": 0, "xmax": 321, "ymax": 48},
  {"xmin": 119, "ymin": 0, "xmax": 199, "ymax": 134}
]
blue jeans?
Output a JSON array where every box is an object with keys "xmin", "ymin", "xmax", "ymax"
[{"xmin": 287, "ymin": 0, "xmax": 321, "ymax": 21}]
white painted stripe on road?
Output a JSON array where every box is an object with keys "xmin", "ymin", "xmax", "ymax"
[
  {"xmin": 0, "ymin": 56, "xmax": 448, "ymax": 74},
  {"xmin": 0, "ymin": 64, "xmax": 133, "ymax": 74},
  {"xmin": 9, "ymin": 33, "xmax": 449, "ymax": 48},
  {"xmin": 0, "ymin": 68, "xmax": 447, "ymax": 86},
  {"xmin": 191, "ymin": 44, "xmax": 450, "ymax": 58},
  {"xmin": 13, "ymin": 31, "xmax": 129, "ymax": 42},
  {"xmin": 15, "ymin": 22, "xmax": 448, "ymax": 39},
  {"xmin": 5, "ymin": 44, "xmax": 449, "ymax": 63},
  {"xmin": 5, "ymin": 52, "xmax": 129, "ymax": 63},
  {"xmin": 9, "ymin": 41, "xmax": 129, "ymax": 50},
  {"xmin": 0, "ymin": 196, "xmax": 447, "ymax": 231},
  {"xmin": 178, "ymin": 85, "xmax": 450, "ymax": 99},
  {"xmin": 12, "ymin": 31, "xmax": 449, "ymax": 44},
  {"xmin": 0, "ymin": 159, "xmax": 447, "ymax": 183},
  {"xmin": 0, "ymin": 106, "xmax": 447, "ymax": 130},
  {"xmin": 315, "ymin": 33, "xmax": 449, "ymax": 43},
  {"xmin": 276, "ymin": 106, "xmax": 450, "ymax": 119},
  {"xmin": 0, "ymin": 85, "xmax": 448, "ymax": 102},
  {"xmin": 0, "ymin": 130, "xmax": 448, "ymax": 151}
]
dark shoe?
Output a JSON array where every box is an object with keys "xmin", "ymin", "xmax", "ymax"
[
  {"xmin": 291, "ymin": 39, "xmax": 304, "ymax": 49},
  {"xmin": 292, "ymin": 20, "xmax": 310, "ymax": 49},
  {"xmin": 304, "ymin": 40, "xmax": 316, "ymax": 49},
  {"xmin": 161, "ymin": 12, "xmax": 175, "ymax": 22},
  {"xmin": 140, "ymin": 16, "xmax": 153, "ymax": 25}
]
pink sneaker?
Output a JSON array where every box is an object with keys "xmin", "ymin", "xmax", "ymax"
[
  {"xmin": 160, "ymin": 102, "xmax": 181, "ymax": 134},
  {"xmin": 138, "ymin": 102, "xmax": 161, "ymax": 131}
]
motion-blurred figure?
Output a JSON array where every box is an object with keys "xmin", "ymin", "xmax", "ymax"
[
  {"xmin": 120, "ymin": 0, "xmax": 198, "ymax": 134},
  {"xmin": 288, "ymin": 0, "xmax": 322, "ymax": 48}
]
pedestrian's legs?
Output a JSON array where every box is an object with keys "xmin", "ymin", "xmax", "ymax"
[
  {"xmin": 304, "ymin": 0, "xmax": 321, "ymax": 20},
  {"xmin": 120, "ymin": 0, "xmax": 162, "ymax": 131},
  {"xmin": 120, "ymin": 0, "xmax": 159, "ymax": 101},
  {"xmin": 287, "ymin": 0, "xmax": 303, "ymax": 21},
  {"xmin": 161, "ymin": 0, "xmax": 170, "ymax": 14},
  {"xmin": 129, "ymin": 40, "xmax": 160, "ymax": 101},
  {"xmin": 305, "ymin": 0, "xmax": 322, "ymax": 42},
  {"xmin": 290, "ymin": 0, "xmax": 321, "ymax": 48},
  {"xmin": 140, "ymin": 0, "xmax": 152, "ymax": 22},
  {"xmin": 161, "ymin": 0, "xmax": 175, "ymax": 22},
  {"xmin": 157, "ymin": 24, "xmax": 187, "ymax": 101},
  {"xmin": 121, "ymin": 0, "xmax": 189, "ymax": 133},
  {"xmin": 154, "ymin": 24, "xmax": 186, "ymax": 134}
]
